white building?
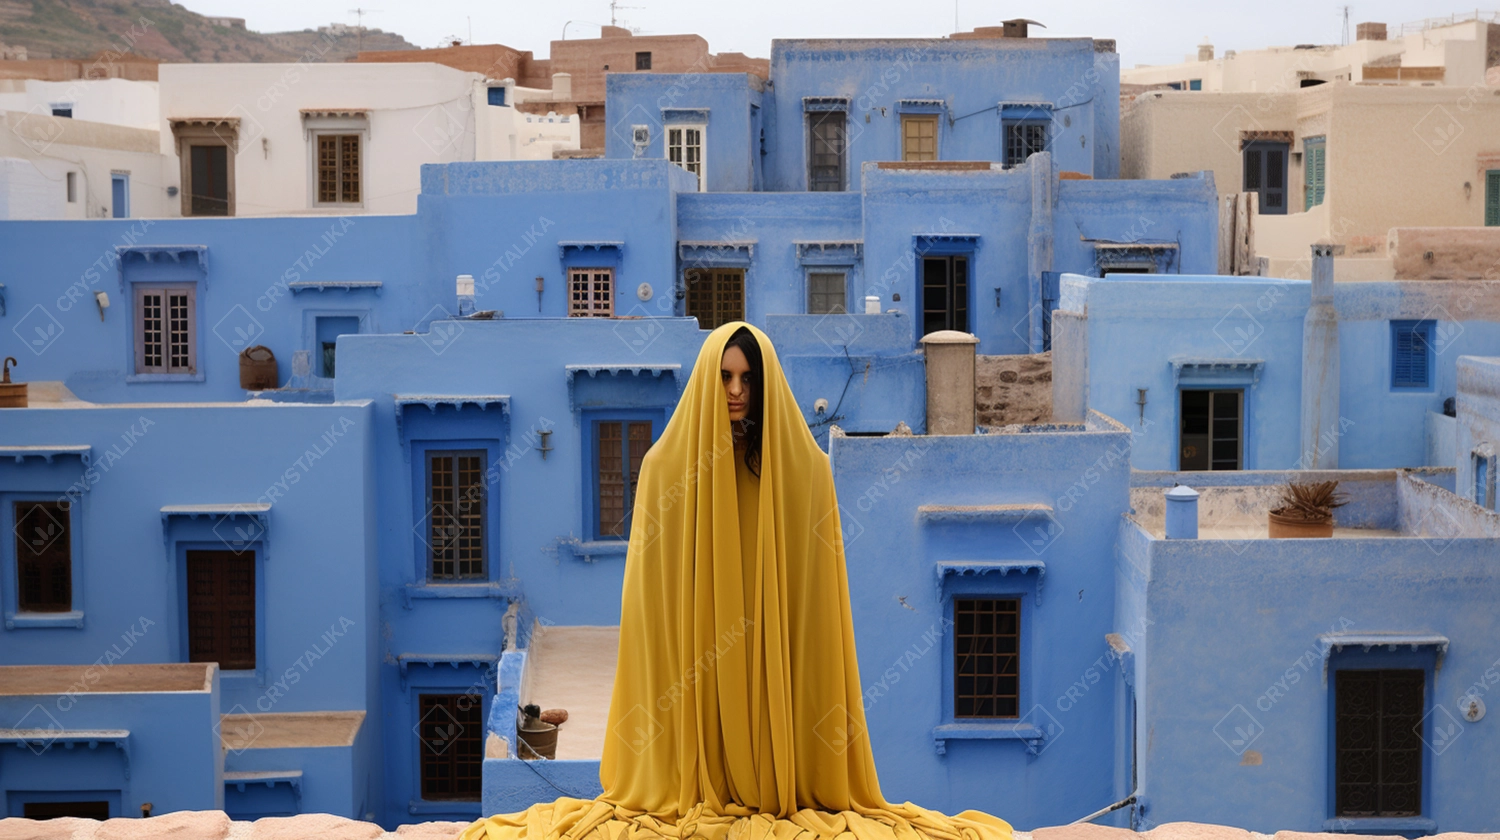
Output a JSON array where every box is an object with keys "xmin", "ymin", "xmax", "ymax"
[
  {"xmin": 1123, "ymin": 14, "xmax": 1498, "ymax": 92},
  {"xmin": 0, "ymin": 62, "xmax": 577, "ymax": 220}
]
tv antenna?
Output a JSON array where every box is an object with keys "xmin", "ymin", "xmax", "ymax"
[
  {"xmin": 348, "ymin": 7, "xmax": 381, "ymax": 52},
  {"xmin": 1340, "ymin": 5, "xmax": 1351, "ymax": 44},
  {"xmin": 610, "ymin": 0, "xmax": 643, "ymax": 28}
]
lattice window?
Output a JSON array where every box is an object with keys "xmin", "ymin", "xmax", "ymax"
[
  {"xmin": 1391, "ymin": 320, "xmax": 1433, "ymax": 389},
  {"xmin": 316, "ymin": 134, "xmax": 361, "ymax": 204},
  {"xmin": 1335, "ymin": 669, "xmax": 1424, "ymax": 817},
  {"xmin": 427, "ymin": 451, "xmax": 487, "ymax": 580},
  {"xmin": 685, "ymin": 268, "xmax": 744, "ymax": 330},
  {"xmin": 569, "ymin": 269, "xmax": 614, "ymax": 317},
  {"xmin": 596, "ymin": 420, "xmax": 652, "ymax": 538},
  {"xmin": 14, "ymin": 501, "xmax": 71, "ymax": 612},
  {"xmin": 418, "ymin": 693, "xmax": 483, "ymax": 801},
  {"xmin": 186, "ymin": 549, "xmax": 257, "ymax": 670},
  {"xmin": 808, "ymin": 111, "xmax": 847, "ymax": 191},
  {"xmin": 134, "ymin": 285, "xmax": 195, "ymax": 374},
  {"xmin": 902, "ymin": 115, "xmax": 938, "ymax": 162},
  {"xmin": 1004, "ymin": 122, "xmax": 1047, "ymax": 167},
  {"xmin": 807, "ymin": 271, "xmax": 847, "ymax": 315},
  {"xmin": 954, "ymin": 598, "xmax": 1020, "ymax": 718}
]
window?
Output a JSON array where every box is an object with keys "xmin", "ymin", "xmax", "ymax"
[
  {"xmin": 1334, "ymin": 669, "xmax": 1423, "ymax": 818},
  {"xmin": 954, "ymin": 598, "xmax": 1020, "ymax": 718},
  {"xmin": 1486, "ymin": 170, "xmax": 1499, "ymax": 226},
  {"xmin": 635, "ymin": 51, "xmax": 652, "ymax": 70},
  {"xmin": 111, "ymin": 172, "xmax": 129, "ymax": 219},
  {"xmin": 1304, "ymin": 136, "xmax": 1326, "ymax": 210},
  {"xmin": 685, "ymin": 268, "xmax": 744, "ymax": 329},
  {"xmin": 133, "ymin": 285, "xmax": 196, "ymax": 375},
  {"xmin": 921, "ymin": 255, "xmax": 968, "ymax": 335},
  {"xmin": 189, "ymin": 144, "xmax": 231, "ymax": 216},
  {"xmin": 315, "ymin": 315, "xmax": 360, "ymax": 378},
  {"xmin": 14, "ymin": 501, "xmax": 71, "ymax": 613},
  {"xmin": 1188, "ymin": 79, "xmax": 1202, "ymax": 90},
  {"xmin": 425, "ymin": 451, "xmax": 487, "ymax": 581},
  {"xmin": 418, "ymin": 694, "xmax": 483, "ymax": 801},
  {"xmin": 594, "ymin": 419, "xmax": 652, "ymax": 539},
  {"xmin": 316, "ymin": 134, "xmax": 361, "ymax": 205},
  {"xmin": 568, "ymin": 268, "xmax": 614, "ymax": 317},
  {"xmin": 666, "ymin": 126, "xmax": 705, "ymax": 191},
  {"xmin": 1179, "ymin": 389, "xmax": 1242, "ymax": 470},
  {"xmin": 902, "ymin": 115, "xmax": 938, "ymax": 162},
  {"xmin": 1475, "ymin": 453, "xmax": 1493, "ymax": 510},
  {"xmin": 1391, "ymin": 320, "xmax": 1433, "ymax": 389},
  {"xmin": 807, "ymin": 271, "xmax": 847, "ymax": 315},
  {"xmin": 487, "ymin": 86, "xmax": 507, "ymax": 106},
  {"xmin": 1243, "ymin": 141, "xmax": 1289, "ymax": 215},
  {"xmin": 186, "ymin": 549, "xmax": 256, "ymax": 671},
  {"xmin": 65, "ymin": 171, "xmax": 77, "ymax": 203},
  {"xmin": 1003, "ymin": 121, "xmax": 1047, "ymax": 167},
  {"xmin": 25, "ymin": 802, "xmax": 109, "ymax": 820},
  {"xmin": 807, "ymin": 111, "xmax": 847, "ymax": 192},
  {"xmin": 51, "ymin": 106, "xmax": 72, "ymax": 118}
]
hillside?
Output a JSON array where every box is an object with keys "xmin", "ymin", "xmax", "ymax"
[{"xmin": 0, "ymin": 0, "xmax": 417, "ymax": 62}]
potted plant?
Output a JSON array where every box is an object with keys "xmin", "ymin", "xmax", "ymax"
[
  {"xmin": 517, "ymin": 704, "xmax": 567, "ymax": 760},
  {"xmin": 1268, "ymin": 480, "xmax": 1347, "ymax": 538}
]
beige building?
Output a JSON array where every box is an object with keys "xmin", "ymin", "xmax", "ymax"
[
  {"xmin": 1123, "ymin": 78, "xmax": 1500, "ymax": 279},
  {"xmin": 1122, "ymin": 14, "xmax": 1499, "ymax": 93}
]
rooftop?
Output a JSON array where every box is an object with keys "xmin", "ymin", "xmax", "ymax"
[{"xmin": 0, "ymin": 663, "xmax": 213, "ymax": 695}]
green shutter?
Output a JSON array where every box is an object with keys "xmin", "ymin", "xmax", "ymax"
[
  {"xmin": 1304, "ymin": 137, "xmax": 1326, "ymax": 211},
  {"xmin": 1486, "ymin": 170, "xmax": 1500, "ymax": 226}
]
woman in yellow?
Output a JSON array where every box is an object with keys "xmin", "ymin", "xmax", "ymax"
[{"xmin": 462, "ymin": 322, "xmax": 1011, "ymax": 840}]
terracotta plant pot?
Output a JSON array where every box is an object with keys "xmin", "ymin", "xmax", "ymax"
[{"xmin": 1268, "ymin": 511, "xmax": 1334, "ymax": 538}]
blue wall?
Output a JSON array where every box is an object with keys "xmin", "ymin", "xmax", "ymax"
[{"xmin": 604, "ymin": 74, "xmax": 764, "ymax": 192}]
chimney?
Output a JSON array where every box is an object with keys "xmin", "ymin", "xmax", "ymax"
[
  {"xmin": 920, "ymin": 331, "xmax": 980, "ymax": 435},
  {"xmin": 552, "ymin": 72, "xmax": 572, "ymax": 100},
  {"xmin": 1198, "ymin": 43, "xmax": 1214, "ymax": 61},
  {"xmin": 1299, "ymin": 244, "xmax": 1340, "ymax": 469},
  {"xmin": 1164, "ymin": 485, "xmax": 1200, "ymax": 539},
  {"xmin": 1356, "ymin": 22, "xmax": 1387, "ymax": 41}
]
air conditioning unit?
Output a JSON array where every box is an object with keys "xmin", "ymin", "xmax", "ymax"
[{"xmin": 632, "ymin": 124, "xmax": 650, "ymax": 147}]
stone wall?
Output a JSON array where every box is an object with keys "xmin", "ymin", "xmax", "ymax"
[{"xmin": 976, "ymin": 352, "xmax": 1053, "ymax": 426}]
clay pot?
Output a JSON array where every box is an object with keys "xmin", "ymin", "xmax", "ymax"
[{"xmin": 1268, "ymin": 511, "xmax": 1334, "ymax": 538}]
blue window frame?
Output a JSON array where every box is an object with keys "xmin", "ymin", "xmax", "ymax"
[
  {"xmin": 486, "ymin": 86, "xmax": 507, "ymax": 107},
  {"xmin": 1391, "ymin": 320, "xmax": 1433, "ymax": 389},
  {"xmin": 111, "ymin": 173, "xmax": 129, "ymax": 218},
  {"xmin": 585, "ymin": 412, "xmax": 659, "ymax": 540}
]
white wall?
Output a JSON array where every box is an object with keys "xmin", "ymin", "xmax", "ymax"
[
  {"xmin": 474, "ymin": 81, "xmax": 579, "ymax": 162},
  {"xmin": 0, "ymin": 79, "xmax": 159, "ymax": 130},
  {"xmin": 159, "ymin": 62, "xmax": 488, "ymax": 217},
  {"xmin": 0, "ymin": 111, "xmax": 174, "ymax": 220}
]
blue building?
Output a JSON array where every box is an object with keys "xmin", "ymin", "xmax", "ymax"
[{"xmin": 3, "ymin": 28, "xmax": 1500, "ymax": 837}]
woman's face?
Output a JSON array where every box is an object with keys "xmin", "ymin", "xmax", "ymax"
[{"xmin": 721, "ymin": 345, "xmax": 753, "ymax": 424}]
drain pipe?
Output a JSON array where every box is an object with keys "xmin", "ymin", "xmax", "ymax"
[{"xmin": 1069, "ymin": 794, "xmax": 1137, "ymax": 825}]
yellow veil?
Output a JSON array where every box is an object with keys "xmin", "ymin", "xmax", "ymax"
[{"xmin": 461, "ymin": 322, "xmax": 1012, "ymax": 840}]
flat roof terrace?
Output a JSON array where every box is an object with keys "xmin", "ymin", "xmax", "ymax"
[{"xmin": 0, "ymin": 663, "xmax": 214, "ymax": 695}]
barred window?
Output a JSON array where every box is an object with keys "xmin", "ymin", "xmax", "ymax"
[
  {"xmin": 14, "ymin": 501, "xmax": 71, "ymax": 612},
  {"xmin": 569, "ymin": 268, "xmax": 614, "ymax": 317},
  {"xmin": 1003, "ymin": 122, "xmax": 1048, "ymax": 167},
  {"xmin": 807, "ymin": 271, "xmax": 847, "ymax": 315},
  {"xmin": 596, "ymin": 419, "xmax": 652, "ymax": 538},
  {"xmin": 316, "ymin": 134, "xmax": 361, "ymax": 204},
  {"xmin": 426, "ymin": 451, "xmax": 487, "ymax": 580},
  {"xmin": 1335, "ymin": 669, "xmax": 1424, "ymax": 818},
  {"xmin": 685, "ymin": 268, "xmax": 744, "ymax": 330},
  {"xmin": 954, "ymin": 598, "xmax": 1020, "ymax": 718},
  {"xmin": 418, "ymin": 693, "xmax": 483, "ymax": 800}
]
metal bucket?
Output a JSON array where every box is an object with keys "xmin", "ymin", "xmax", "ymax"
[
  {"xmin": 517, "ymin": 722, "xmax": 558, "ymax": 760},
  {"xmin": 239, "ymin": 345, "xmax": 278, "ymax": 390}
]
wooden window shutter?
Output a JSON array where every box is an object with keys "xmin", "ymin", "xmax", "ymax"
[
  {"xmin": 15, "ymin": 501, "xmax": 71, "ymax": 612},
  {"xmin": 1487, "ymin": 170, "xmax": 1500, "ymax": 226},
  {"xmin": 597, "ymin": 421, "xmax": 625, "ymax": 537},
  {"xmin": 187, "ymin": 550, "xmax": 256, "ymax": 670}
]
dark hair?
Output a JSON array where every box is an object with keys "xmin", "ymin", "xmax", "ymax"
[{"xmin": 723, "ymin": 326, "xmax": 763, "ymax": 477}]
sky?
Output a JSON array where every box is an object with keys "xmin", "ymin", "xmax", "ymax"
[{"xmin": 173, "ymin": 0, "xmax": 1489, "ymax": 69}]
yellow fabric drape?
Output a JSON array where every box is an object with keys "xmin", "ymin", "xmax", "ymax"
[{"xmin": 461, "ymin": 322, "xmax": 1011, "ymax": 840}]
